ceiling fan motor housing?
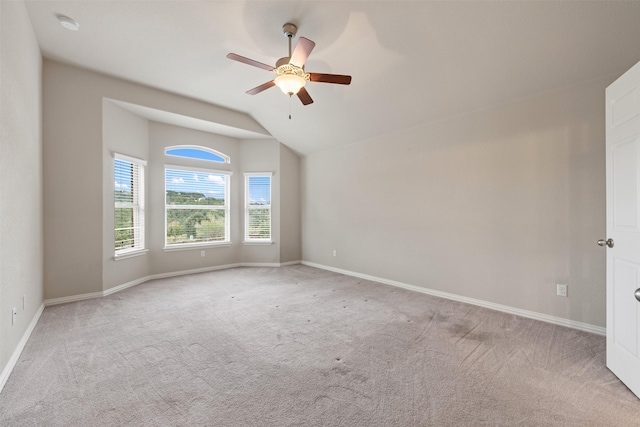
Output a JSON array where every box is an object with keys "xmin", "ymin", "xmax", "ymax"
[
  {"xmin": 276, "ymin": 57, "xmax": 291, "ymax": 68},
  {"xmin": 282, "ymin": 23, "xmax": 298, "ymax": 38}
]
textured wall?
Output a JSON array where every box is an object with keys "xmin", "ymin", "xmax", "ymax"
[
  {"xmin": 302, "ymin": 76, "xmax": 611, "ymax": 328},
  {"xmin": 0, "ymin": 1, "xmax": 43, "ymax": 374}
]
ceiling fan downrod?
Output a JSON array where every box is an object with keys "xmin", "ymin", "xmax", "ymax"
[{"xmin": 282, "ymin": 23, "xmax": 298, "ymax": 59}]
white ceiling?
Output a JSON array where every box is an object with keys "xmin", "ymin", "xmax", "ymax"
[{"xmin": 24, "ymin": 1, "xmax": 640, "ymax": 155}]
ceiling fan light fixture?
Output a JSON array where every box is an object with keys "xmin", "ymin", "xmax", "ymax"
[{"xmin": 274, "ymin": 73, "xmax": 306, "ymax": 95}]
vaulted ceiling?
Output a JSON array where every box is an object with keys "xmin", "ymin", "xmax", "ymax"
[{"xmin": 24, "ymin": 1, "xmax": 640, "ymax": 155}]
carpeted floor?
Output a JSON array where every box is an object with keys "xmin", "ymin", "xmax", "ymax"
[{"xmin": 0, "ymin": 265, "xmax": 638, "ymax": 426}]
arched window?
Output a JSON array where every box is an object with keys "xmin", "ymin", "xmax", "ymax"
[
  {"xmin": 165, "ymin": 146, "xmax": 229, "ymax": 164},
  {"xmin": 164, "ymin": 145, "xmax": 231, "ymax": 248}
]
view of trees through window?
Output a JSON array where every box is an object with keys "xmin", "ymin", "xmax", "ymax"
[
  {"xmin": 166, "ymin": 192, "xmax": 226, "ymax": 243},
  {"xmin": 246, "ymin": 175, "xmax": 271, "ymax": 240},
  {"xmin": 115, "ymin": 157, "xmax": 144, "ymax": 252},
  {"xmin": 115, "ymin": 204, "xmax": 134, "ymax": 249},
  {"xmin": 165, "ymin": 168, "xmax": 229, "ymax": 245},
  {"xmin": 247, "ymin": 207, "xmax": 270, "ymax": 239}
]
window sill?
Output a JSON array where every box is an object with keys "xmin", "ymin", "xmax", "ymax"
[
  {"xmin": 163, "ymin": 242, "xmax": 232, "ymax": 252},
  {"xmin": 242, "ymin": 240, "xmax": 274, "ymax": 246},
  {"xmin": 114, "ymin": 249, "xmax": 148, "ymax": 261}
]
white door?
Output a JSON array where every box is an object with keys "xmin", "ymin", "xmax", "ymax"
[{"xmin": 606, "ymin": 59, "xmax": 640, "ymax": 399}]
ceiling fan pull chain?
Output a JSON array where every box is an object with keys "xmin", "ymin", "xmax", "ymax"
[{"xmin": 289, "ymin": 94, "xmax": 292, "ymax": 120}]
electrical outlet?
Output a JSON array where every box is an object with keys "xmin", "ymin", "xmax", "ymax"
[
  {"xmin": 200, "ymin": 250, "xmax": 205, "ymax": 257},
  {"xmin": 557, "ymin": 284, "xmax": 568, "ymax": 297},
  {"xmin": 332, "ymin": 250, "xmax": 337, "ymax": 257},
  {"xmin": 12, "ymin": 307, "xmax": 17, "ymax": 325},
  {"xmin": 23, "ymin": 295, "xmax": 26, "ymax": 310}
]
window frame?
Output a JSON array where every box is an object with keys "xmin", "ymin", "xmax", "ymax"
[
  {"xmin": 164, "ymin": 164, "xmax": 232, "ymax": 250},
  {"xmin": 244, "ymin": 172, "xmax": 273, "ymax": 244},
  {"xmin": 114, "ymin": 153, "xmax": 147, "ymax": 259}
]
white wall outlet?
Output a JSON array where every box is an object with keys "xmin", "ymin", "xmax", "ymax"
[
  {"xmin": 23, "ymin": 295, "xmax": 26, "ymax": 310},
  {"xmin": 12, "ymin": 307, "xmax": 17, "ymax": 325},
  {"xmin": 557, "ymin": 284, "xmax": 568, "ymax": 297},
  {"xmin": 200, "ymin": 250, "xmax": 205, "ymax": 257},
  {"xmin": 332, "ymin": 249, "xmax": 337, "ymax": 257}
]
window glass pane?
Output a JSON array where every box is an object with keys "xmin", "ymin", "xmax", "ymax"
[
  {"xmin": 166, "ymin": 169, "xmax": 226, "ymax": 205},
  {"xmin": 248, "ymin": 208, "xmax": 271, "ymax": 239},
  {"xmin": 166, "ymin": 147, "xmax": 226, "ymax": 163},
  {"xmin": 115, "ymin": 207, "xmax": 134, "ymax": 249},
  {"xmin": 114, "ymin": 156, "xmax": 145, "ymax": 254},
  {"xmin": 245, "ymin": 174, "xmax": 271, "ymax": 241},
  {"xmin": 167, "ymin": 209, "xmax": 226, "ymax": 244},
  {"xmin": 165, "ymin": 167, "xmax": 230, "ymax": 246},
  {"xmin": 248, "ymin": 176, "xmax": 271, "ymax": 205},
  {"xmin": 115, "ymin": 159, "xmax": 133, "ymax": 204}
]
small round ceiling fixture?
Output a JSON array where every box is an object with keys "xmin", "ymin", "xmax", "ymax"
[{"xmin": 57, "ymin": 15, "xmax": 79, "ymax": 31}]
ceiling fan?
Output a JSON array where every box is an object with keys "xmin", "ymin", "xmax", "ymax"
[{"xmin": 226, "ymin": 23, "xmax": 352, "ymax": 106}]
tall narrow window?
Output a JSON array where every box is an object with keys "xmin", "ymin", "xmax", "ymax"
[
  {"xmin": 114, "ymin": 154, "xmax": 146, "ymax": 256},
  {"xmin": 244, "ymin": 173, "xmax": 272, "ymax": 242},
  {"xmin": 165, "ymin": 166, "xmax": 231, "ymax": 247}
]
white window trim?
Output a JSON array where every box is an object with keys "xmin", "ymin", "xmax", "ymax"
[
  {"xmin": 164, "ymin": 165, "xmax": 232, "ymax": 248},
  {"xmin": 165, "ymin": 164, "xmax": 232, "ymax": 176},
  {"xmin": 163, "ymin": 242, "xmax": 232, "ymax": 252},
  {"xmin": 244, "ymin": 172, "xmax": 273, "ymax": 243},
  {"xmin": 114, "ymin": 153, "xmax": 146, "ymax": 257},
  {"xmin": 115, "ymin": 153, "xmax": 147, "ymax": 166},
  {"xmin": 114, "ymin": 248, "xmax": 149, "ymax": 261}
]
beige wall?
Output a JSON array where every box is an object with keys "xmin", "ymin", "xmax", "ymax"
[
  {"xmin": 43, "ymin": 64, "xmax": 104, "ymax": 299},
  {"xmin": 0, "ymin": 1, "xmax": 44, "ymax": 374},
  {"xmin": 302, "ymin": 76, "xmax": 610, "ymax": 327},
  {"xmin": 280, "ymin": 144, "xmax": 302, "ymax": 263}
]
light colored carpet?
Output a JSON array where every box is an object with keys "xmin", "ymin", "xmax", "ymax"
[{"xmin": 0, "ymin": 265, "xmax": 638, "ymax": 426}]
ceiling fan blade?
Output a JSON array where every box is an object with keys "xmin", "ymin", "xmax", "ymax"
[
  {"xmin": 246, "ymin": 80, "xmax": 276, "ymax": 95},
  {"xmin": 290, "ymin": 37, "xmax": 316, "ymax": 68},
  {"xmin": 227, "ymin": 53, "xmax": 273, "ymax": 71},
  {"xmin": 296, "ymin": 87, "xmax": 314, "ymax": 105},
  {"xmin": 309, "ymin": 73, "xmax": 352, "ymax": 85}
]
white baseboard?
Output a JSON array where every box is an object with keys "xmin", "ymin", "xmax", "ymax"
[
  {"xmin": 149, "ymin": 263, "xmax": 243, "ymax": 281},
  {"xmin": 44, "ymin": 291, "xmax": 103, "ymax": 306},
  {"xmin": 231, "ymin": 261, "xmax": 301, "ymax": 268},
  {"xmin": 233, "ymin": 262, "xmax": 279, "ymax": 268},
  {"xmin": 301, "ymin": 261, "xmax": 606, "ymax": 336},
  {"xmin": 280, "ymin": 260, "xmax": 302, "ymax": 266},
  {"xmin": 44, "ymin": 261, "xmax": 302, "ymax": 307},
  {"xmin": 103, "ymin": 276, "xmax": 151, "ymax": 297},
  {"xmin": 0, "ymin": 303, "xmax": 45, "ymax": 393}
]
